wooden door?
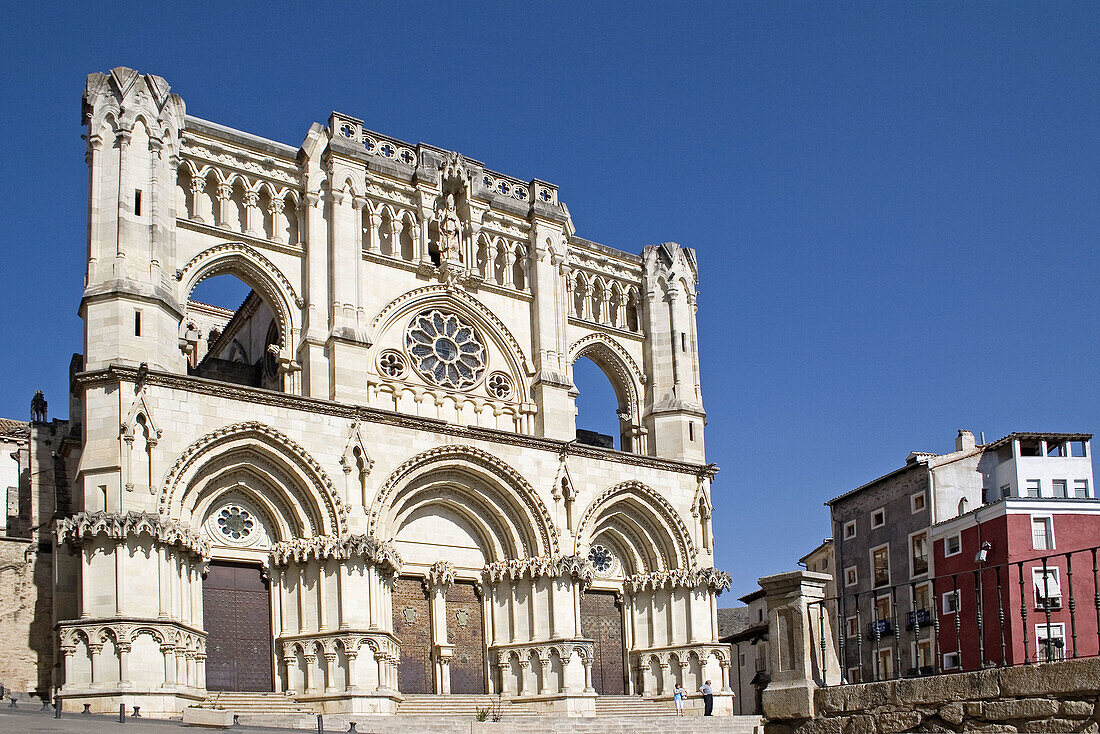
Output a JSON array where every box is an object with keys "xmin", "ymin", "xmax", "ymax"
[
  {"xmin": 393, "ymin": 576, "xmax": 433, "ymax": 693},
  {"xmin": 447, "ymin": 581, "xmax": 486, "ymax": 694},
  {"xmin": 203, "ymin": 561, "xmax": 274, "ymax": 691},
  {"xmin": 580, "ymin": 590, "xmax": 626, "ymax": 694}
]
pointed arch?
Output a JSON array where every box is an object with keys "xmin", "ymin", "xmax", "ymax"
[
  {"xmin": 575, "ymin": 480, "xmax": 696, "ymax": 572},
  {"xmin": 368, "ymin": 284, "xmax": 533, "ymax": 380},
  {"xmin": 176, "ymin": 241, "xmax": 302, "ymax": 351},
  {"xmin": 159, "ymin": 421, "xmax": 346, "ymax": 538},
  {"xmin": 368, "ymin": 444, "xmax": 557, "ymax": 560},
  {"xmin": 568, "ymin": 333, "xmax": 643, "ymax": 422}
]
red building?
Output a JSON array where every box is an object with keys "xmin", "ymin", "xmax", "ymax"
[{"xmin": 932, "ymin": 497, "xmax": 1100, "ymax": 671}]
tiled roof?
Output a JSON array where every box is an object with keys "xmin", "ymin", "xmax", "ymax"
[{"xmin": 0, "ymin": 417, "xmax": 30, "ymax": 439}]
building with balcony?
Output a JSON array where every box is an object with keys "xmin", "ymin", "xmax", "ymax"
[{"xmin": 826, "ymin": 430, "xmax": 1093, "ymax": 682}]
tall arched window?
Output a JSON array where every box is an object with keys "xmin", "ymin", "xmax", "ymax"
[{"xmin": 573, "ymin": 356, "xmax": 625, "ymax": 451}]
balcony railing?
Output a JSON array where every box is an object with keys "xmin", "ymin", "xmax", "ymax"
[{"xmin": 810, "ymin": 544, "xmax": 1100, "ymax": 686}]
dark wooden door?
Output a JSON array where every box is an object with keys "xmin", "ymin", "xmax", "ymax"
[
  {"xmin": 580, "ymin": 590, "xmax": 626, "ymax": 694},
  {"xmin": 203, "ymin": 561, "xmax": 273, "ymax": 691},
  {"xmin": 447, "ymin": 581, "xmax": 486, "ymax": 694},
  {"xmin": 393, "ymin": 576, "xmax": 433, "ymax": 693}
]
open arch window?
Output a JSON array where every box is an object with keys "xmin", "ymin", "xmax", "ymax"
[
  {"xmin": 572, "ymin": 350, "xmax": 637, "ymax": 453},
  {"xmin": 185, "ymin": 273, "xmax": 284, "ymax": 391}
]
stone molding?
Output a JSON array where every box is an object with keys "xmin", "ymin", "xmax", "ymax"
[
  {"xmin": 482, "ymin": 555, "xmax": 594, "ymax": 585},
  {"xmin": 159, "ymin": 420, "xmax": 347, "ymax": 535},
  {"xmin": 575, "ymin": 480, "xmax": 699, "ymax": 565},
  {"xmin": 492, "ymin": 639, "xmax": 594, "ymax": 666},
  {"xmin": 72, "ymin": 365, "xmax": 713, "ymax": 477},
  {"xmin": 630, "ymin": 643, "xmax": 731, "ymax": 668},
  {"xmin": 59, "ymin": 617, "xmax": 205, "ymax": 652},
  {"xmin": 55, "ymin": 511, "xmax": 210, "ymax": 560},
  {"xmin": 270, "ymin": 533, "xmax": 401, "ymax": 572}
]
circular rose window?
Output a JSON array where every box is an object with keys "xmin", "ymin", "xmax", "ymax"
[
  {"xmin": 405, "ymin": 310, "xmax": 487, "ymax": 389},
  {"xmin": 588, "ymin": 544, "xmax": 614, "ymax": 573},
  {"xmin": 216, "ymin": 505, "xmax": 254, "ymax": 541}
]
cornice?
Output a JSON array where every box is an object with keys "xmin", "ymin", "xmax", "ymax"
[{"xmin": 73, "ymin": 366, "xmax": 713, "ymax": 477}]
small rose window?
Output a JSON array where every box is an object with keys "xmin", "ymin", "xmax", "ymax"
[
  {"xmin": 588, "ymin": 544, "xmax": 614, "ymax": 573},
  {"xmin": 405, "ymin": 310, "xmax": 486, "ymax": 389},
  {"xmin": 487, "ymin": 372, "xmax": 513, "ymax": 400},
  {"xmin": 216, "ymin": 505, "xmax": 254, "ymax": 541}
]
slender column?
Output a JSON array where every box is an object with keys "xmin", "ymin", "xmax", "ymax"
[
  {"xmin": 318, "ymin": 561, "xmax": 330, "ymax": 631},
  {"xmin": 720, "ymin": 660, "xmax": 732, "ymax": 693},
  {"xmin": 582, "ymin": 658, "xmax": 594, "ymax": 693},
  {"xmin": 659, "ymin": 662, "xmax": 671, "ymax": 695},
  {"xmin": 188, "ymin": 176, "xmax": 205, "ymax": 223},
  {"xmin": 89, "ymin": 644, "xmax": 103, "ymax": 686},
  {"xmin": 649, "ymin": 592, "xmax": 658, "ymax": 647},
  {"xmin": 115, "ymin": 543, "xmax": 125, "ymax": 615},
  {"xmin": 272, "ymin": 568, "xmax": 283, "ymax": 637},
  {"xmin": 418, "ymin": 209, "xmax": 431, "ymax": 264},
  {"xmin": 324, "ymin": 653, "xmax": 338, "ymax": 692},
  {"xmin": 81, "ymin": 548, "xmax": 92, "ymax": 618},
  {"xmin": 268, "ymin": 198, "xmax": 285, "ymax": 242},
  {"xmin": 157, "ymin": 545, "xmax": 168, "ymax": 618},
  {"xmin": 375, "ymin": 652, "xmax": 387, "ymax": 692},
  {"xmin": 243, "ymin": 191, "xmax": 260, "ymax": 234},
  {"xmin": 367, "ymin": 566, "xmax": 378, "ymax": 630},
  {"xmin": 161, "ymin": 645, "xmax": 176, "ymax": 687},
  {"xmin": 297, "ymin": 566, "xmax": 305, "ymax": 633},
  {"xmin": 175, "ymin": 651, "xmax": 186, "ymax": 688},
  {"xmin": 538, "ymin": 657, "xmax": 550, "ymax": 694},
  {"xmin": 186, "ymin": 653, "xmax": 196, "ymax": 688},
  {"xmin": 61, "ymin": 646, "xmax": 74, "ymax": 689},
  {"xmin": 363, "ymin": 208, "xmax": 378, "ymax": 252},
  {"xmin": 710, "ymin": 592, "xmax": 719, "ymax": 641},
  {"xmin": 196, "ymin": 655, "xmax": 206, "ymax": 689},
  {"xmin": 303, "ymin": 655, "xmax": 316, "ymax": 692},
  {"xmin": 337, "ymin": 563, "xmax": 348, "ymax": 629},
  {"xmin": 215, "ymin": 183, "xmax": 232, "ymax": 227},
  {"xmin": 509, "ymin": 582, "xmax": 519, "ymax": 643},
  {"xmin": 345, "ymin": 650, "xmax": 359, "ymax": 692},
  {"xmin": 518, "ymin": 659, "xmax": 531, "ymax": 696},
  {"xmin": 118, "ymin": 642, "xmax": 131, "ymax": 683}
]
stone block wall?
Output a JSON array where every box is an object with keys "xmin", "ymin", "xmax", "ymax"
[
  {"xmin": 0, "ymin": 539, "xmax": 53, "ymax": 695},
  {"xmin": 766, "ymin": 657, "xmax": 1100, "ymax": 733}
]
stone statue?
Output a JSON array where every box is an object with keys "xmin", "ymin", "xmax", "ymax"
[
  {"xmin": 438, "ymin": 194, "xmax": 461, "ymax": 263},
  {"xmin": 30, "ymin": 390, "xmax": 47, "ymax": 423}
]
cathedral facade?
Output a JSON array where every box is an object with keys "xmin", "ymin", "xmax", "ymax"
[{"xmin": 53, "ymin": 67, "xmax": 731, "ymax": 717}]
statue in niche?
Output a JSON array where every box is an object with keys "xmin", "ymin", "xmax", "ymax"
[{"xmin": 438, "ymin": 193, "xmax": 462, "ymax": 263}]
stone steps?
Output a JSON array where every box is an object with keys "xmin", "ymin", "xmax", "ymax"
[
  {"xmin": 199, "ymin": 691, "xmax": 319, "ymax": 714},
  {"xmin": 397, "ymin": 694, "xmax": 541, "ymax": 717}
]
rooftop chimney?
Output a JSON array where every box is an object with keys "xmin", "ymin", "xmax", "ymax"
[{"xmin": 956, "ymin": 429, "xmax": 976, "ymax": 452}]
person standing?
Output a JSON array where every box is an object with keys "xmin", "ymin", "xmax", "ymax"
[
  {"xmin": 698, "ymin": 679, "xmax": 714, "ymax": 716},
  {"xmin": 673, "ymin": 683, "xmax": 686, "ymax": 716}
]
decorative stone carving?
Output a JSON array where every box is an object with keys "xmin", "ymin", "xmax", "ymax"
[
  {"xmin": 427, "ymin": 560, "xmax": 456, "ymax": 589},
  {"xmin": 438, "ymin": 194, "xmax": 462, "ymax": 263},
  {"xmin": 624, "ymin": 566, "xmax": 731, "ymax": 593},
  {"xmin": 270, "ymin": 533, "xmax": 401, "ymax": 573},
  {"xmin": 55, "ymin": 511, "xmax": 210, "ymax": 559}
]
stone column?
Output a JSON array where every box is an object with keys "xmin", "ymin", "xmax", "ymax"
[
  {"xmin": 118, "ymin": 642, "xmax": 132, "ymax": 686},
  {"xmin": 161, "ymin": 645, "xmax": 176, "ymax": 687},
  {"xmin": 196, "ymin": 655, "xmax": 207, "ymax": 689},
  {"xmin": 538, "ymin": 657, "xmax": 550, "ymax": 694},
  {"xmin": 89, "ymin": 644, "xmax": 103, "ymax": 687},
  {"xmin": 518, "ymin": 658, "xmax": 531, "ymax": 696},
  {"xmin": 188, "ymin": 177, "xmax": 206, "ymax": 222},
  {"xmin": 427, "ymin": 562, "xmax": 454, "ymax": 694},
  {"xmin": 61, "ymin": 646, "xmax": 75, "ymax": 689},
  {"xmin": 268, "ymin": 197, "xmax": 285, "ymax": 242},
  {"xmin": 760, "ymin": 570, "xmax": 839, "ymax": 721},
  {"xmin": 244, "ymin": 191, "xmax": 260, "ymax": 234},
  {"xmin": 659, "ymin": 662, "xmax": 671, "ymax": 695},
  {"xmin": 581, "ymin": 658, "xmax": 594, "ymax": 693},
  {"xmin": 375, "ymin": 651, "xmax": 387, "ymax": 692},
  {"xmin": 345, "ymin": 650, "xmax": 359, "ymax": 692},
  {"xmin": 215, "ymin": 183, "xmax": 232, "ymax": 228},
  {"xmin": 303, "ymin": 654, "xmax": 316, "ymax": 692},
  {"xmin": 324, "ymin": 653, "xmax": 338, "ymax": 692},
  {"xmin": 719, "ymin": 659, "xmax": 732, "ymax": 693}
]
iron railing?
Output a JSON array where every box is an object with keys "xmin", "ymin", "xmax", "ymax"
[{"xmin": 809, "ymin": 544, "xmax": 1100, "ymax": 686}]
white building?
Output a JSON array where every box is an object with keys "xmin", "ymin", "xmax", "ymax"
[{"xmin": 43, "ymin": 68, "xmax": 734, "ymax": 718}]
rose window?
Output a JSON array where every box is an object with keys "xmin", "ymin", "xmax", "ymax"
[
  {"xmin": 378, "ymin": 350, "xmax": 407, "ymax": 378},
  {"xmin": 486, "ymin": 372, "xmax": 513, "ymax": 400},
  {"xmin": 216, "ymin": 505, "xmax": 254, "ymax": 541},
  {"xmin": 588, "ymin": 544, "xmax": 614, "ymax": 573},
  {"xmin": 405, "ymin": 310, "xmax": 486, "ymax": 389}
]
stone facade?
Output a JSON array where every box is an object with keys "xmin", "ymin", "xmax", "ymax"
[{"xmin": 35, "ymin": 67, "xmax": 735, "ymax": 718}]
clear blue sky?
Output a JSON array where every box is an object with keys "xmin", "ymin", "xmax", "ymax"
[{"xmin": 1, "ymin": 3, "xmax": 1097, "ymax": 599}]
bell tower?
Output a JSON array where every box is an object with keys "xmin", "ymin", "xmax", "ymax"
[{"xmin": 81, "ymin": 67, "xmax": 186, "ymax": 372}]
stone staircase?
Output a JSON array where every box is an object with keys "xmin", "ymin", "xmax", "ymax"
[
  {"xmin": 593, "ymin": 695, "xmax": 678, "ymax": 717},
  {"xmin": 195, "ymin": 691, "xmax": 763, "ymax": 732},
  {"xmin": 397, "ymin": 694, "xmax": 541, "ymax": 717}
]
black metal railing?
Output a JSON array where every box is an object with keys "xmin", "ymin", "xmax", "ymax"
[{"xmin": 809, "ymin": 544, "xmax": 1100, "ymax": 686}]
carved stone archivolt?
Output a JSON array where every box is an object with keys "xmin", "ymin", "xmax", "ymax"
[
  {"xmin": 55, "ymin": 511, "xmax": 210, "ymax": 560},
  {"xmin": 575, "ymin": 480, "xmax": 697, "ymax": 567}
]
